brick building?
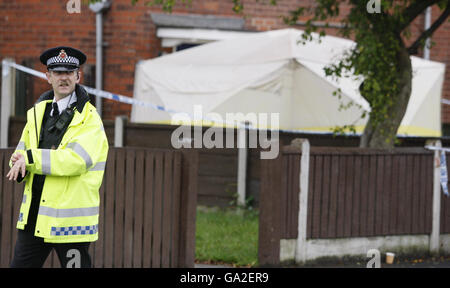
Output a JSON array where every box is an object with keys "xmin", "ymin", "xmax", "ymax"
[{"xmin": 1, "ymin": 0, "xmax": 449, "ymax": 133}]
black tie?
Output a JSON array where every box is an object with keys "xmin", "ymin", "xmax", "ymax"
[{"xmin": 52, "ymin": 103, "xmax": 59, "ymax": 117}]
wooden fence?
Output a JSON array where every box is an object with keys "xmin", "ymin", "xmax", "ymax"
[
  {"xmin": 259, "ymin": 143, "xmax": 450, "ymax": 265},
  {"xmin": 0, "ymin": 147, "xmax": 198, "ymax": 268},
  {"xmin": 10, "ymin": 117, "xmax": 442, "ymax": 208}
]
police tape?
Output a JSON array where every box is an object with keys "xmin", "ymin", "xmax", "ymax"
[
  {"xmin": 425, "ymin": 145, "xmax": 450, "ymax": 153},
  {"xmin": 10, "ymin": 61, "xmax": 286, "ymax": 131},
  {"xmin": 0, "ymin": 61, "xmax": 376, "ymax": 135},
  {"xmin": 440, "ymin": 150, "xmax": 449, "ymax": 197},
  {"xmin": 2, "ymin": 61, "xmax": 278, "ymax": 131},
  {"xmin": 6, "ymin": 60, "xmax": 450, "ymax": 115},
  {"xmin": 425, "ymin": 145, "xmax": 450, "ymax": 197},
  {"xmin": 4, "ymin": 61, "xmax": 182, "ymax": 114}
]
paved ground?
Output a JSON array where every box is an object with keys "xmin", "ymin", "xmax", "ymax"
[
  {"xmin": 383, "ymin": 257, "xmax": 450, "ymax": 268},
  {"xmin": 195, "ymin": 254, "xmax": 450, "ymax": 268},
  {"xmin": 285, "ymin": 254, "xmax": 450, "ymax": 268}
]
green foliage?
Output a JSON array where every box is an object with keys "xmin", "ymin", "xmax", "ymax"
[
  {"xmin": 283, "ymin": 0, "xmax": 449, "ymax": 141},
  {"xmin": 298, "ymin": 2, "xmax": 399, "ymax": 136},
  {"xmin": 128, "ymin": 0, "xmax": 193, "ymax": 12},
  {"xmin": 226, "ymin": 183, "xmax": 255, "ymax": 210},
  {"xmin": 232, "ymin": 0, "xmax": 244, "ymax": 14},
  {"xmin": 229, "ymin": 193, "xmax": 255, "ymax": 210},
  {"xmin": 123, "ymin": 0, "xmax": 450, "ymax": 146},
  {"xmin": 232, "ymin": 0, "xmax": 277, "ymax": 14},
  {"xmin": 196, "ymin": 206, "xmax": 259, "ymax": 267}
]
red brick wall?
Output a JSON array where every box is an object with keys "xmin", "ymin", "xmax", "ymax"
[
  {"xmin": 0, "ymin": 1, "xmax": 97, "ymax": 110},
  {"xmin": 0, "ymin": 0, "xmax": 449, "ymax": 124},
  {"xmin": 427, "ymin": 5, "xmax": 450, "ymax": 124}
]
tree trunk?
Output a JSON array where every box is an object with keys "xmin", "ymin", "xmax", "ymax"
[{"xmin": 360, "ymin": 45, "xmax": 412, "ymax": 149}]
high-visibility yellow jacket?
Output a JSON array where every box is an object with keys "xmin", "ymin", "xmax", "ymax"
[{"xmin": 11, "ymin": 85, "xmax": 109, "ymax": 243}]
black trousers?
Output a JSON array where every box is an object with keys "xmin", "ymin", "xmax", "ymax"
[{"xmin": 10, "ymin": 228, "xmax": 92, "ymax": 268}]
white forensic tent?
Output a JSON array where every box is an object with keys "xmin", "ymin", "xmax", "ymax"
[{"xmin": 131, "ymin": 28, "xmax": 446, "ymax": 137}]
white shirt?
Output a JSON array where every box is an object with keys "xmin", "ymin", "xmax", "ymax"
[{"xmin": 51, "ymin": 91, "xmax": 77, "ymax": 117}]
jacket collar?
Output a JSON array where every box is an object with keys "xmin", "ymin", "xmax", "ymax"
[{"xmin": 36, "ymin": 84, "xmax": 90, "ymax": 113}]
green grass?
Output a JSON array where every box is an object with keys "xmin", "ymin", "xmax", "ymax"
[{"xmin": 195, "ymin": 206, "xmax": 259, "ymax": 267}]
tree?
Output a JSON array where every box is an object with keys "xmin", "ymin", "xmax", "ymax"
[{"xmin": 125, "ymin": 0, "xmax": 450, "ymax": 148}]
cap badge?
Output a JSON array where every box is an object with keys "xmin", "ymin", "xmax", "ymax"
[{"xmin": 59, "ymin": 49, "xmax": 67, "ymax": 59}]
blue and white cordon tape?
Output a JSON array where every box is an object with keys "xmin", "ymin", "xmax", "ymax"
[
  {"xmin": 425, "ymin": 145, "xmax": 450, "ymax": 197},
  {"xmin": 5, "ymin": 61, "xmax": 181, "ymax": 115},
  {"xmin": 4, "ymin": 61, "xmax": 249, "ymax": 128}
]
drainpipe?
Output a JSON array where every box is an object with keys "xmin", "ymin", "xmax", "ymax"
[
  {"xmin": 89, "ymin": 0, "xmax": 111, "ymax": 118},
  {"xmin": 424, "ymin": 6, "xmax": 432, "ymax": 60}
]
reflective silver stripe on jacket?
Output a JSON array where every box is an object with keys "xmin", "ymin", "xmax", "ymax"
[
  {"xmin": 42, "ymin": 149, "xmax": 51, "ymax": 175},
  {"xmin": 38, "ymin": 206, "xmax": 99, "ymax": 218},
  {"xmin": 67, "ymin": 142, "xmax": 93, "ymax": 169},
  {"xmin": 16, "ymin": 141, "xmax": 26, "ymax": 150},
  {"xmin": 89, "ymin": 161, "xmax": 106, "ymax": 171},
  {"xmin": 22, "ymin": 194, "xmax": 27, "ymax": 204}
]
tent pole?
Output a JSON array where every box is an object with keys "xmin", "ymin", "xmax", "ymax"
[{"xmin": 237, "ymin": 123, "xmax": 248, "ymax": 207}]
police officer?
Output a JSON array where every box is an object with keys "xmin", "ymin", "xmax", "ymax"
[{"xmin": 7, "ymin": 46, "xmax": 109, "ymax": 268}]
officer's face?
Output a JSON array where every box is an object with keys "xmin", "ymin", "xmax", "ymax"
[{"xmin": 46, "ymin": 70, "xmax": 80, "ymax": 100}]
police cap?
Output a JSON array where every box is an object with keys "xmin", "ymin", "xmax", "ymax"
[{"xmin": 39, "ymin": 46, "xmax": 87, "ymax": 72}]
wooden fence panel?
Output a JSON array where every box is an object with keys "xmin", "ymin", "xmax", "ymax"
[
  {"xmin": 258, "ymin": 151, "xmax": 282, "ymax": 265},
  {"xmin": 425, "ymin": 154, "xmax": 433, "ymax": 233},
  {"xmin": 359, "ymin": 155, "xmax": 370, "ymax": 236},
  {"xmin": 178, "ymin": 150, "xmax": 199, "ymax": 268},
  {"xmin": 290, "ymin": 156, "xmax": 296, "ymax": 237},
  {"xmin": 279, "ymin": 153, "xmax": 288, "ymax": 238},
  {"xmin": 366, "ymin": 155, "xmax": 377, "ymax": 237},
  {"xmin": 0, "ymin": 150, "xmax": 13, "ymax": 267},
  {"xmin": 336, "ymin": 155, "xmax": 347, "ymax": 238},
  {"xmin": 113, "ymin": 148, "xmax": 126, "ymax": 268},
  {"xmin": 161, "ymin": 152, "xmax": 173, "ymax": 268},
  {"xmin": 306, "ymin": 154, "xmax": 315, "ymax": 239},
  {"xmin": 259, "ymin": 145, "xmax": 447, "ymax": 266},
  {"xmin": 286, "ymin": 156, "xmax": 293, "ymax": 239},
  {"xmin": 405, "ymin": 155, "xmax": 414, "ymax": 234},
  {"xmin": 132, "ymin": 150, "xmax": 145, "ymax": 268},
  {"xmin": 275, "ymin": 147, "xmax": 437, "ymax": 241},
  {"xmin": 311, "ymin": 155, "xmax": 322, "ymax": 239},
  {"xmin": 320, "ymin": 155, "xmax": 331, "ymax": 239},
  {"xmin": 382, "ymin": 155, "xmax": 392, "ymax": 235},
  {"xmin": 389, "ymin": 155, "xmax": 399, "ymax": 234},
  {"xmin": 103, "ymin": 149, "xmax": 116, "ymax": 267},
  {"xmin": 152, "ymin": 152, "xmax": 163, "ymax": 268},
  {"xmin": 351, "ymin": 155, "xmax": 362, "ymax": 237},
  {"xmin": 123, "ymin": 149, "xmax": 135, "ymax": 268},
  {"xmin": 8, "ymin": 117, "xmax": 450, "ymax": 209},
  {"xmin": 328, "ymin": 155, "xmax": 339, "ymax": 238},
  {"xmin": 411, "ymin": 156, "xmax": 421, "ymax": 235},
  {"xmin": 170, "ymin": 152, "xmax": 182, "ymax": 267},
  {"xmin": 142, "ymin": 151, "xmax": 154, "ymax": 267},
  {"xmin": 374, "ymin": 155, "xmax": 384, "ymax": 236},
  {"xmin": 418, "ymin": 155, "xmax": 428, "ymax": 234},
  {"xmin": 344, "ymin": 155, "xmax": 354, "ymax": 238},
  {"xmin": 0, "ymin": 147, "xmax": 197, "ymax": 268}
]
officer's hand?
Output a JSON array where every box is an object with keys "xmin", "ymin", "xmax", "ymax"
[
  {"xmin": 10, "ymin": 152, "xmax": 21, "ymax": 166},
  {"xmin": 6, "ymin": 153, "xmax": 26, "ymax": 181}
]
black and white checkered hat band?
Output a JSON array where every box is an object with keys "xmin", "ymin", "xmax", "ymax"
[{"xmin": 47, "ymin": 55, "xmax": 79, "ymax": 66}]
